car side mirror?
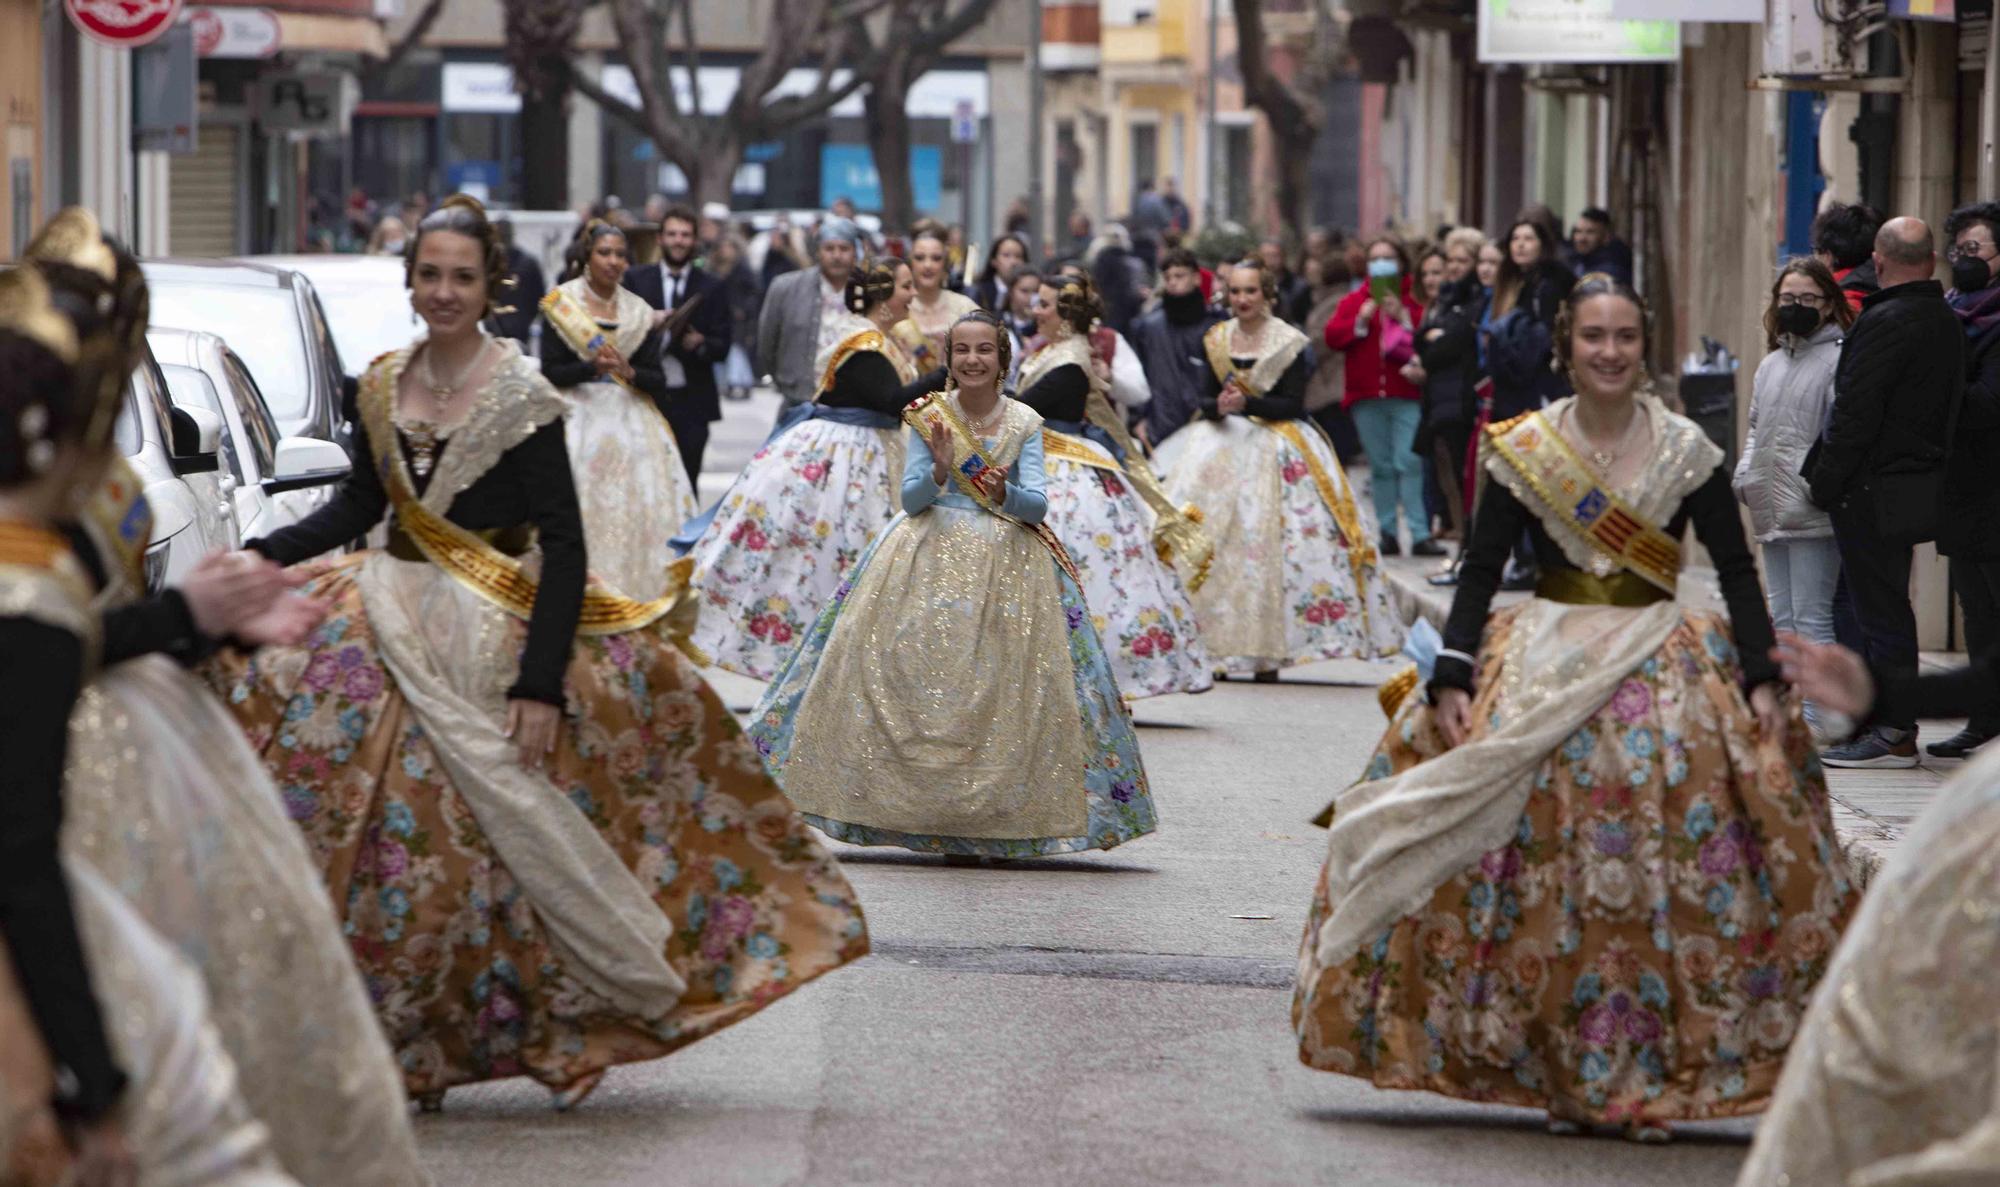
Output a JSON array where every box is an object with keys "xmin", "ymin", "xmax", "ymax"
[
  {"xmin": 263, "ymin": 436, "xmax": 352, "ymax": 494},
  {"xmin": 168, "ymin": 405, "xmax": 222, "ymax": 475}
]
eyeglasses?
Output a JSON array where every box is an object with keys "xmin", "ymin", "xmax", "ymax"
[
  {"xmin": 1948, "ymin": 242, "xmax": 1998, "ymax": 262},
  {"xmin": 1775, "ymin": 294, "xmax": 1826, "ymax": 308}
]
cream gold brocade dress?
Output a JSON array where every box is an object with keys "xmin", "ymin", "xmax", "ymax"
[{"xmin": 748, "ymin": 394, "xmax": 1156, "ymax": 857}]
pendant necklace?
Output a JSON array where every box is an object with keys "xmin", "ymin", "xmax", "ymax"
[
  {"xmin": 408, "ymin": 338, "xmax": 487, "ymax": 479},
  {"xmin": 1573, "ymin": 404, "xmax": 1644, "ymax": 476}
]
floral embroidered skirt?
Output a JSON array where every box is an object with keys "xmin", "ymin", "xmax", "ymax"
[
  {"xmin": 1291, "ymin": 606, "xmax": 1855, "ymax": 1124},
  {"xmin": 209, "ymin": 553, "xmax": 869, "ymax": 1095},
  {"xmin": 687, "ymin": 419, "xmax": 901, "ymax": 680},
  {"xmin": 747, "ymin": 500, "xmax": 1157, "ymax": 857},
  {"xmin": 1153, "ymin": 417, "xmax": 1400, "ymax": 674},
  {"xmin": 1042, "ymin": 439, "xmax": 1212, "ymax": 699}
]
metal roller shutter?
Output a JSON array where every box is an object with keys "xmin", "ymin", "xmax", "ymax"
[{"xmin": 170, "ymin": 125, "xmax": 241, "ymax": 258}]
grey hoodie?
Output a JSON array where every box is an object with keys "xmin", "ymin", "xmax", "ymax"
[{"xmin": 1733, "ymin": 320, "xmax": 1843, "ymax": 541}]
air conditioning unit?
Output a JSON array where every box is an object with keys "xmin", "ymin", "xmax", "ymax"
[{"xmin": 1764, "ymin": 0, "xmax": 1865, "ymax": 77}]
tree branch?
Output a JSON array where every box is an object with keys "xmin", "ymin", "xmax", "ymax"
[
  {"xmin": 373, "ymin": 0, "xmax": 446, "ymax": 76},
  {"xmin": 1231, "ymin": 0, "xmax": 1319, "ymax": 135}
]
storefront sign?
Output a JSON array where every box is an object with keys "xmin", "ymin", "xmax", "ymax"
[
  {"xmin": 1609, "ymin": 0, "xmax": 1758, "ymax": 18},
  {"xmin": 819, "ymin": 144, "xmax": 942, "ymax": 214},
  {"xmin": 188, "ymin": 6, "xmax": 281, "ymax": 58},
  {"xmin": 442, "ymin": 62, "xmax": 521, "ymax": 114},
  {"xmin": 254, "ymin": 71, "xmax": 355, "ymax": 136},
  {"xmin": 1478, "ymin": 0, "xmax": 1678, "ymax": 64},
  {"xmin": 65, "ymin": 0, "xmax": 183, "ymax": 48}
]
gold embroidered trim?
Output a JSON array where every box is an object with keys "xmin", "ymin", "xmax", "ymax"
[
  {"xmin": 0, "ymin": 536, "xmax": 98, "ymax": 672},
  {"xmin": 358, "ymin": 357, "xmax": 706, "ymax": 655},
  {"xmin": 903, "ymin": 392, "xmax": 1083, "ymax": 586},
  {"xmin": 1485, "ymin": 411, "xmax": 1682, "ymax": 593},
  {"xmin": 1203, "ymin": 318, "xmax": 1308, "ymax": 396},
  {"xmin": 1041, "ymin": 428, "xmax": 1124, "ymax": 473},
  {"xmin": 815, "ymin": 327, "xmax": 910, "ymax": 398}
]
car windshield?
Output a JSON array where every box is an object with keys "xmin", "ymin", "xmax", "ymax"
[
  {"xmin": 295, "ymin": 270, "xmax": 416, "ymax": 377},
  {"xmin": 148, "ymin": 284, "xmax": 313, "ymax": 423},
  {"xmin": 221, "ymin": 352, "xmax": 282, "ymax": 478}
]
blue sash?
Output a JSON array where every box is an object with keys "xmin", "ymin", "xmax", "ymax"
[
  {"xmin": 1042, "ymin": 417, "xmax": 1127, "ymax": 465},
  {"xmin": 669, "ymin": 402, "xmax": 903, "ymax": 555}
]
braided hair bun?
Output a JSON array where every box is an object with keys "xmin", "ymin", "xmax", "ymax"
[
  {"xmin": 845, "ymin": 259, "xmax": 906, "ymax": 316},
  {"xmin": 405, "ymin": 193, "xmax": 515, "ymax": 317},
  {"xmin": 1053, "ymin": 274, "xmax": 1101, "ymax": 334}
]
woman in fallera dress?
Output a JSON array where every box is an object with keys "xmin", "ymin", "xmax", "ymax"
[
  {"xmin": 211, "ymin": 196, "xmax": 868, "ymax": 1112},
  {"xmin": 540, "ymin": 219, "xmax": 699, "ymax": 600},
  {"xmin": 749, "ymin": 311, "xmax": 1157, "ymax": 858},
  {"xmin": 683, "ymin": 258, "xmax": 945, "ymax": 678},
  {"xmin": 1015, "ymin": 274, "xmax": 1212, "ymax": 699},
  {"xmin": 0, "ymin": 211, "xmax": 308, "ymax": 1187},
  {"xmin": 1152, "ymin": 257, "xmax": 1400, "ymax": 680},
  {"xmin": 1291, "ymin": 275, "xmax": 1855, "ymax": 1141},
  {"xmin": 891, "ymin": 227, "xmax": 979, "ymax": 372}
]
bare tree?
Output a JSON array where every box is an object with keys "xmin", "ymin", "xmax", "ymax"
[
  {"xmin": 504, "ymin": 0, "xmax": 590, "ymax": 209},
  {"xmin": 845, "ymin": 0, "xmax": 1002, "ymax": 231},
  {"xmin": 1231, "ymin": 0, "xmax": 1339, "ymax": 241},
  {"xmin": 377, "ymin": 0, "xmax": 448, "ymax": 75},
  {"xmin": 564, "ymin": 0, "xmax": 894, "ymax": 207}
]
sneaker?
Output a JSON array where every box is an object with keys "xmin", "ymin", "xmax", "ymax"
[
  {"xmin": 1411, "ymin": 538, "xmax": 1449, "ymax": 558},
  {"xmin": 1821, "ymin": 729, "xmax": 1919, "ymax": 769},
  {"xmin": 1927, "ymin": 727, "xmax": 1995, "ymax": 759},
  {"xmin": 1499, "ymin": 561, "xmax": 1538, "ymax": 592},
  {"xmin": 1379, "ymin": 532, "xmax": 1401, "ymax": 558}
]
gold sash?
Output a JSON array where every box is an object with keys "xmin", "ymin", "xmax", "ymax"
[
  {"xmin": 538, "ymin": 287, "xmax": 680, "ymax": 447},
  {"xmin": 1485, "ymin": 411, "xmax": 1681, "ymax": 593},
  {"xmin": 1041, "ymin": 428, "xmax": 1124, "ymax": 473},
  {"xmin": 357, "ymin": 361, "xmax": 704, "ymax": 657},
  {"xmin": 889, "ymin": 319, "xmax": 943, "ymax": 375},
  {"xmin": 818, "ymin": 327, "xmax": 914, "ymax": 397},
  {"xmin": 903, "ymin": 392, "xmax": 1083, "ymax": 586}
]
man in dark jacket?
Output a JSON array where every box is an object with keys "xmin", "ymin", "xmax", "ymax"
[
  {"xmin": 1568, "ymin": 208, "xmax": 1633, "ymax": 286},
  {"xmin": 1131, "ymin": 248, "xmax": 1223, "ymax": 444},
  {"xmin": 1810, "ymin": 216, "xmax": 1965, "ymax": 768},
  {"xmin": 1931, "ymin": 201, "xmax": 2000, "ymax": 757},
  {"xmin": 489, "ymin": 218, "xmax": 546, "ymax": 347},
  {"xmin": 624, "ymin": 204, "xmax": 732, "ymax": 487}
]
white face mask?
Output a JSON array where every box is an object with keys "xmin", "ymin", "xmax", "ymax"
[{"xmin": 382, "ymin": 239, "xmax": 406, "ymax": 255}]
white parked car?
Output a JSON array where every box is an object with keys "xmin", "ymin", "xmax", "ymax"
[
  {"xmin": 117, "ymin": 342, "xmax": 235, "ymax": 591},
  {"xmin": 243, "ymin": 254, "xmax": 416, "ymax": 380},
  {"xmin": 148, "ymin": 327, "xmax": 352, "ymax": 545}
]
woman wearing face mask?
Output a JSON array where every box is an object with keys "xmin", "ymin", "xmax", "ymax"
[
  {"xmin": 680, "ymin": 259, "xmax": 946, "ymax": 678},
  {"xmin": 539, "ymin": 220, "xmax": 699, "ymax": 601},
  {"xmin": 1324, "ymin": 236, "xmax": 1439, "ymax": 558},
  {"xmin": 1732, "ymin": 258, "xmax": 1854, "ymax": 742},
  {"xmin": 1295, "ymin": 275, "xmax": 1852, "ymax": 1144},
  {"xmin": 1925, "ymin": 201, "xmax": 2000, "ymax": 760},
  {"xmin": 750, "ymin": 311, "xmax": 1156, "ymax": 858},
  {"xmin": 891, "ymin": 228, "xmax": 978, "ymax": 372},
  {"xmin": 213, "ymin": 195, "xmax": 867, "ymax": 1114},
  {"xmin": 1154, "ymin": 258, "xmax": 1400, "ymax": 682}
]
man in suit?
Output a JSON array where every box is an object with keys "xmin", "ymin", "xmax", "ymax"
[
  {"xmin": 623, "ymin": 204, "xmax": 732, "ymax": 486},
  {"xmin": 755, "ymin": 216, "xmax": 861, "ymax": 422}
]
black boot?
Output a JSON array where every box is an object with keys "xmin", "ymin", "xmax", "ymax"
[{"xmin": 1379, "ymin": 532, "xmax": 1401, "ymax": 558}]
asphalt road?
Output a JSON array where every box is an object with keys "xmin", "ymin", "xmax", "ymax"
[{"xmin": 409, "ymin": 390, "xmax": 1760, "ymax": 1186}]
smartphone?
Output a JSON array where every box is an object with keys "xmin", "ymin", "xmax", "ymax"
[{"xmin": 1369, "ymin": 273, "xmax": 1397, "ymax": 305}]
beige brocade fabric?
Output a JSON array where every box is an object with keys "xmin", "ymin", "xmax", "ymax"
[
  {"xmin": 61, "ymin": 657, "xmax": 425, "ymax": 1187},
  {"xmin": 781, "ymin": 406, "xmax": 1091, "ymax": 839},
  {"xmin": 1158, "ymin": 417, "xmax": 1289, "ymax": 661},
  {"xmin": 1738, "ymin": 745, "xmax": 2000, "ymax": 1187}
]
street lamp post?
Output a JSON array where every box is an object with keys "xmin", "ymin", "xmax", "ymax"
[{"xmin": 1206, "ymin": 0, "xmax": 1219, "ymax": 229}]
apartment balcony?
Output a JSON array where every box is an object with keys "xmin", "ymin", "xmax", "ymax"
[{"xmin": 1102, "ymin": 0, "xmax": 1194, "ymax": 65}]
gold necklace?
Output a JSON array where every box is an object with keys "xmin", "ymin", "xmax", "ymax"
[
  {"xmin": 962, "ymin": 394, "xmax": 1005, "ymax": 435},
  {"xmin": 1569, "ymin": 404, "xmax": 1645, "ymax": 474}
]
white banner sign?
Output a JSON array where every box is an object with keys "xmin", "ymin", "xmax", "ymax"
[
  {"xmin": 1478, "ymin": 0, "xmax": 1679, "ymax": 64},
  {"xmin": 441, "ymin": 62, "xmax": 520, "ymax": 114},
  {"xmin": 1610, "ymin": 0, "xmax": 1760, "ymax": 18}
]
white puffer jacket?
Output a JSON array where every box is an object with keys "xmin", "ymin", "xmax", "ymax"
[{"xmin": 1733, "ymin": 321, "xmax": 1843, "ymax": 541}]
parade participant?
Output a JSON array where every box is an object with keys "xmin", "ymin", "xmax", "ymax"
[
  {"xmin": 212, "ymin": 195, "xmax": 868, "ymax": 1113},
  {"xmin": 1292, "ymin": 275, "xmax": 1855, "ymax": 1142},
  {"xmin": 1016, "ymin": 275, "xmax": 1212, "ymax": 699},
  {"xmin": 682, "ymin": 258, "xmax": 945, "ymax": 678},
  {"xmin": 1736, "ymin": 633, "xmax": 2000, "ymax": 1184},
  {"xmin": 540, "ymin": 219, "xmax": 699, "ymax": 600},
  {"xmin": 1152, "ymin": 257, "xmax": 1399, "ymax": 681},
  {"xmin": 892, "ymin": 228, "xmax": 979, "ymax": 372},
  {"xmin": 749, "ymin": 310, "xmax": 1157, "ymax": 858},
  {"xmin": 0, "ymin": 212, "xmax": 305, "ymax": 1186}
]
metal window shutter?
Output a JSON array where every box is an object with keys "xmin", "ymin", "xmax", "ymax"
[{"xmin": 170, "ymin": 125, "xmax": 240, "ymax": 257}]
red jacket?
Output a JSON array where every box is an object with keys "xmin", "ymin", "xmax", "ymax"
[{"xmin": 1323, "ymin": 278, "xmax": 1423, "ymax": 408}]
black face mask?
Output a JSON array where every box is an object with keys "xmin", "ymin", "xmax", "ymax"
[
  {"xmin": 1775, "ymin": 304, "xmax": 1821, "ymax": 339},
  {"xmin": 1952, "ymin": 256, "xmax": 1994, "ymax": 294}
]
